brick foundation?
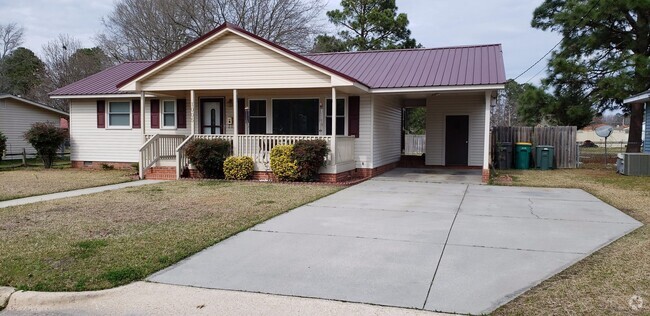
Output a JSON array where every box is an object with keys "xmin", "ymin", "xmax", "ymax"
[
  {"xmin": 482, "ymin": 169, "xmax": 490, "ymax": 183},
  {"xmin": 145, "ymin": 166, "xmax": 177, "ymax": 180},
  {"xmin": 71, "ymin": 160, "xmax": 135, "ymax": 170}
]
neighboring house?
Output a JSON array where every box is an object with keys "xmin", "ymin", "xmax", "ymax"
[
  {"xmin": 0, "ymin": 94, "xmax": 69, "ymax": 158},
  {"xmin": 50, "ymin": 23, "xmax": 506, "ymax": 182},
  {"xmin": 577, "ymin": 124, "xmax": 629, "ymax": 143},
  {"xmin": 624, "ymin": 90, "xmax": 649, "ymax": 153}
]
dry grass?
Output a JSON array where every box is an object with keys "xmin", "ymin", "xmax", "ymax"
[
  {"xmin": 0, "ymin": 180, "xmax": 339, "ymax": 291},
  {"xmin": 0, "ymin": 168, "xmax": 134, "ymax": 201},
  {"xmin": 493, "ymin": 166, "xmax": 649, "ymax": 315}
]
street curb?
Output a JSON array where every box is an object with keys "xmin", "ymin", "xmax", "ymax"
[{"xmin": 0, "ymin": 286, "xmax": 16, "ymax": 310}]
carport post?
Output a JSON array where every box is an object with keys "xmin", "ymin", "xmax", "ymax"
[
  {"xmin": 483, "ymin": 91, "xmax": 491, "ymax": 182},
  {"xmin": 331, "ymin": 87, "xmax": 337, "ymax": 165}
]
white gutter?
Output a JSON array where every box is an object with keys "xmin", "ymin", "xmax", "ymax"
[{"xmin": 370, "ymin": 84, "xmax": 505, "ymax": 94}]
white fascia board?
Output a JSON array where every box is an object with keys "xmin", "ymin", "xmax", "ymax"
[
  {"xmin": 370, "ymin": 84, "xmax": 505, "ymax": 94},
  {"xmin": 624, "ymin": 92, "xmax": 650, "ymax": 104}
]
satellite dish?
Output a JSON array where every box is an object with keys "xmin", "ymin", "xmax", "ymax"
[{"xmin": 595, "ymin": 125, "xmax": 614, "ymax": 138}]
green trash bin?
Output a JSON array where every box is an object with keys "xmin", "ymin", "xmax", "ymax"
[
  {"xmin": 515, "ymin": 142, "xmax": 532, "ymax": 169},
  {"xmin": 535, "ymin": 145, "xmax": 555, "ymax": 170}
]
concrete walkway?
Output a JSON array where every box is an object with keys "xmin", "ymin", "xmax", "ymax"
[
  {"xmin": 150, "ymin": 176, "xmax": 641, "ymax": 315},
  {"xmin": 0, "ymin": 180, "xmax": 163, "ymax": 209},
  {"xmin": 1, "ymin": 282, "xmax": 451, "ymax": 316}
]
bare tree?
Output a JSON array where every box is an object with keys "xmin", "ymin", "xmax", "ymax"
[
  {"xmin": 0, "ymin": 22, "xmax": 24, "ymax": 59},
  {"xmin": 97, "ymin": 0, "xmax": 325, "ymax": 61}
]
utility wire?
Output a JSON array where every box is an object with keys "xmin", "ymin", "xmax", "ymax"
[{"xmin": 512, "ymin": 0, "xmax": 600, "ymax": 81}]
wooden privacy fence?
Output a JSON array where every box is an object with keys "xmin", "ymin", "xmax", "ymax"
[
  {"xmin": 491, "ymin": 126, "xmax": 578, "ymax": 168},
  {"xmin": 404, "ymin": 134, "xmax": 426, "ymax": 155}
]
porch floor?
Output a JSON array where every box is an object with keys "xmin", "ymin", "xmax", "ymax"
[{"xmin": 375, "ymin": 168, "xmax": 483, "ymax": 185}]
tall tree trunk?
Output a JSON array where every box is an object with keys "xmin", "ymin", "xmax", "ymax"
[{"xmin": 626, "ymin": 102, "xmax": 644, "ymax": 152}]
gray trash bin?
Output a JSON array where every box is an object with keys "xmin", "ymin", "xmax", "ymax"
[{"xmin": 496, "ymin": 142, "xmax": 513, "ymax": 169}]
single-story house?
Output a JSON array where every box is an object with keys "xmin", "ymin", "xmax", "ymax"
[
  {"xmin": 0, "ymin": 94, "xmax": 69, "ymax": 158},
  {"xmin": 624, "ymin": 90, "xmax": 649, "ymax": 153},
  {"xmin": 50, "ymin": 23, "xmax": 506, "ymax": 182}
]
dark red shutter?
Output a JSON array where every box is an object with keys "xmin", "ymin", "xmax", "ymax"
[
  {"xmin": 237, "ymin": 98, "xmax": 245, "ymax": 134},
  {"xmin": 151, "ymin": 99, "xmax": 160, "ymax": 129},
  {"xmin": 177, "ymin": 99, "xmax": 187, "ymax": 128},
  {"xmin": 132, "ymin": 99, "xmax": 141, "ymax": 129},
  {"xmin": 96, "ymin": 100, "xmax": 105, "ymax": 128},
  {"xmin": 348, "ymin": 96, "xmax": 360, "ymax": 138}
]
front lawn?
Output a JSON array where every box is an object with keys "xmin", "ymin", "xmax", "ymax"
[
  {"xmin": 0, "ymin": 167, "xmax": 134, "ymax": 201},
  {"xmin": 493, "ymin": 166, "xmax": 649, "ymax": 315},
  {"xmin": 0, "ymin": 181, "xmax": 339, "ymax": 291}
]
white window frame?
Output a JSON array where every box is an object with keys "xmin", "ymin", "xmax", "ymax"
[
  {"xmin": 107, "ymin": 100, "xmax": 132, "ymax": 129},
  {"xmin": 161, "ymin": 99, "xmax": 177, "ymax": 129},
  {"xmin": 326, "ymin": 98, "xmax": 347, "ymax": 136},
  {"xmin": 248, "ymin": 99, "xmax": 267, "ymax": 134}
]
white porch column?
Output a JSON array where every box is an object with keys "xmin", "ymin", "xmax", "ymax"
[
  {"xmin": 233, "ymin": 89, "xmax": 239, "ymax": 156},
  {"xmin": 139, "ymin": 91, "xmax": 146, "ymax": 179},
  {"xmin": 190, "ymin": 90, "xmax": 196, "ymax": 135},
  {"xmin": 331, "ymin": 87, "xmax": 337, "ymax": 165},
  {"xmin": 483, "ymin": 91, "xmax": 492, "ymax": 182}
]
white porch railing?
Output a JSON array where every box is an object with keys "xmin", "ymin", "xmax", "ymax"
[
  {"xmin": 139, "ymin": 134, "xmax": 187, "ymax": 176},
  {"xmin": 173, "ymin": 134, "xmax": 356, "ymax": 179}
]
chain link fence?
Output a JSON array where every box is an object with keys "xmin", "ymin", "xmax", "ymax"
[{"xmin": 577, "ymin": 140, "xmax": 644, "ymax": 166}]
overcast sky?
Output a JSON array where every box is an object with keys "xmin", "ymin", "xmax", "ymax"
[{"xmin": 0, "ymin": 0, "xmax": 560, "ymax": 84}]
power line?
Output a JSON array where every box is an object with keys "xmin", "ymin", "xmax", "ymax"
[{"xmin": 512, "ymin": 0, "xmax": 600, "ymax": 82}]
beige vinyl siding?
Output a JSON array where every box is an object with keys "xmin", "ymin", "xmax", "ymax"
[
  {"xmin": 0, "ymin": 98, "xmax": 63, "ymax": 155},
  {"xmin": 355, "ymin": 94, "xmax": 372, "ymax": 168},
  {"xmin": 425, "ymin": 93, "xmax": 485, "ymax": 166},
  {"xmin": 141, "ymin": 33, "xmax": 332, "ymax": 91},
  {"xmin": 372, "ymin": 95, "xmax": 401, "ymax": 168}
]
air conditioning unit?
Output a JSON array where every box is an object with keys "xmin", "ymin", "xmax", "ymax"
[{"xmin": 620, "ymin": 153, "xmax": 650, "ymax": 176}]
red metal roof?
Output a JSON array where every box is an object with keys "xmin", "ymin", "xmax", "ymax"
[
  {"xmin": 49, "ymin": 61, "xmax": 155, "ymax": 96},
  {"xmin": 304, "ymin": 44, "xmax": 506, "ymax": 89},
  {"xmin": 50, "ymin": 24, "xmax": 506, "ymax": 96}
]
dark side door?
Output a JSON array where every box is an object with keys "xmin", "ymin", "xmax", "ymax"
[{"xmin": 445, "ymin": 115, "xmax": 469, "ymax": 166}]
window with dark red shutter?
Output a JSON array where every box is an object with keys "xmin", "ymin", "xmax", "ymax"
[
  {"xmin": 97, "ymin": 100, "xmax": 105, "ymax": 128},
  {"xmin": 132, "ymin": 100, "xmax": 141, "ymax": 129},
  {"xmin": 177, "ymin": 99, "xmax": 187, "ymax": 128},
  {"xmin": 348, "ymin": 96, "xmax": 360, "ymax": 138},
  {"xmin": 150, "ymin": 99, "xmax": 160, "ymax": 129}
]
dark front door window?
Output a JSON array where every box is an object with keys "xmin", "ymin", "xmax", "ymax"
[
  {"xmin": 272, "ymin": 99, "xmax": 319, "ymax": 135},
  {"xmin": 445, "ymin": 115, "xmax": 469, "ymax": 166},
  {"xmin": 201, "ymin": 99, "xmax": 223, "ymax": 134}
]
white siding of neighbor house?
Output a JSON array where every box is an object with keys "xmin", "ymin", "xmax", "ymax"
[
  {"xmin": 140, "ymin": 33, "xmax": 332, "ymax": 91},
  {"xmin": 0, "ymin": 98, "xmax": 64, "ymax": 155},
  {"xmin": 372, "ymin": 94, "xmax": 402, "ymax": 168},
  {"xmin": 425, "ymin": 93, "xmax": 486, "ymax": 166}
]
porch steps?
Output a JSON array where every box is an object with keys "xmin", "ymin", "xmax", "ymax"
[{"xmin": 145, "ymin": 166, "xmax": 176, "ymax": 180}]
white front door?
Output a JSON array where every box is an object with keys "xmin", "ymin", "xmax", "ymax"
[{"xmin": 201, "ymin": 99, "xmax": 222, "ymax": 134}]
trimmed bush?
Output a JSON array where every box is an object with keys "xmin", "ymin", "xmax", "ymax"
[
  {"xmin": 184, "ymin": 138, "xmax": 231, "ymax": 178},
  {"xmin": 270, "ymin": 145, "xmax": 298, "ymax": 181},
  {"xmin": 23, "ymin": 122, "xmax": 68, "ymax": 168},
  {"xmin": 292, "ymin": 139, "xmax": 329, "ymax": 181},
  {"xmin": 224, "ymin": 156, "xmax": 254, "ymax": 180},
  {"xmin": 0, "ymin": 131, "xmax": 6, "ymax": 162}
]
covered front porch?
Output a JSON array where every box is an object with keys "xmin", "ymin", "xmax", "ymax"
[{"xmin": 138, "ymin": 87, "xmax": 358, "ymax": 180}]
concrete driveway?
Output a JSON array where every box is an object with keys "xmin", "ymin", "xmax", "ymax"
[{"xmin": 149, "ymin": 174, "xmax": 641, "ymax": 314}]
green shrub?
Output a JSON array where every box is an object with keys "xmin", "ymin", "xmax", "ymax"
[
  {"xmin": 0, "ymin": 131, "xmax": 6, "ymax": 162},
  {"xmin": 292, "ymin": 139, "xmax": 329, "ymax": 181},
  {"xmin": 101, "ymin": 163, "xmax": 115, "ymax": 170},
  {"xmin": 270, "ymin": 145, "xmax": 298, "ymax": 181},
  {"xmin": 184, "ymin": 138, "xmax": 231, "ymax": 178},
  {"xmin": 224, "ymin": 156, "xmax": 254, "ymax": 180},
  {"xmin": 23, "ymin": 122, "xmax": 68, "ymax": 168}
]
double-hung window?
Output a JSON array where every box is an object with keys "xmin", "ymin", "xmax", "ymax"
[
  {"xmin": 326, "ymin": 99, "xmax": 345, "ymax": 135},
  {"xmin": 249, "ymin": 100, "xmax": 267, "ymax": 134},
  {"xmin": 162, "ymin": 100, "xmax": 176, "ymax": 128},
  {"xmin": 108, "ymin": 101, "xmax": 131, "ymax": 128}
]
